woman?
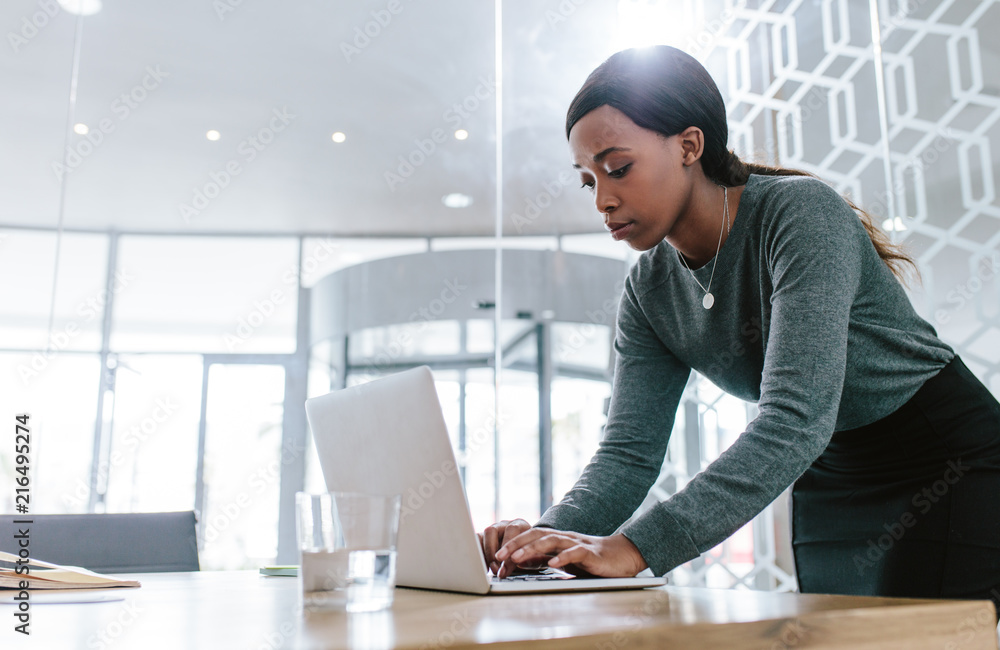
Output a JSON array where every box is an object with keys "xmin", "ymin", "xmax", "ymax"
[{"xmin": 480, "ymin": 45, "xmax": 1000, "ymax": 610}]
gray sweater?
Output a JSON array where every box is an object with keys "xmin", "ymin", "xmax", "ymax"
[{"xmin": 535, "ymin": 173, "xmax": 954, "ymax": 576}]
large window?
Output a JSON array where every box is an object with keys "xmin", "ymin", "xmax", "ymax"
[
  {"xmin": 102, "ymin": 354, "xmax": 202, "ymax": 514},
  {"xmin": 200, "ymin": 363, "xmax": 286, "ymax": 570},
  {"xmin": 112, "ymin": 236, "xmax": 299, "ymax": 353},
  {"xmin": 0, "ymin": 229, "xmax": 107, "ymax": 350},
  {"xmin": 0, "ymin": 352, "xmax": 100, "ymax": 515}
]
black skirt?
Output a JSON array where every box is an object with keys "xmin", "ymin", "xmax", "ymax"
[{"xmin": 792, "ymin": 355, "xmax": 1000, "ymax": 615}]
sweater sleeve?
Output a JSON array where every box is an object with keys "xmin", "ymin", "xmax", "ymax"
[
  {"xmin": 619, "ymin": 187, "xmax": 864, "ymax": 576},
  {"xmin": 535, "ymin": 272, "xmax": 691, "ymax": 538}
]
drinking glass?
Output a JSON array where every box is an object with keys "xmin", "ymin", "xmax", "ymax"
[{"xmin": 295, "ymin": 491, "xmax": 401, "ymax": 612}]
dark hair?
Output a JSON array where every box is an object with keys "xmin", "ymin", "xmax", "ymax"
[{"xmin": 566, "ymin": 46, "xmax": 917, "ymax": 283}]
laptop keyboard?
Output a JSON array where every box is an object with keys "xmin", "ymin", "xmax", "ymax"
[{"xmin": 491, "ymin": 568, "xmax": 574, "ymax": 582}]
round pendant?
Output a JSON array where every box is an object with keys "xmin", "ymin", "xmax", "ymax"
[{"xmin": 702, "ymin": 293, "xmax": 715, "ymax": 309}]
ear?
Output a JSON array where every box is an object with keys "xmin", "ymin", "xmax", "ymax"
[{"xmin": 677, "ymin": 126, "xmax": 705, "ymax": 166}]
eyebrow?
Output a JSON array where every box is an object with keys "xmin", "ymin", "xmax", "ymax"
[{"xmin": 572, "ymin": 146, "xmax": 632, "ymax": 169}]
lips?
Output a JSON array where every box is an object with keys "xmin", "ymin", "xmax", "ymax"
[{"xmin": 607, "ymin": 221, "xmax": 634, "ymax": 241}]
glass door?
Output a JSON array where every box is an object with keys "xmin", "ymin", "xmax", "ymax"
[{"xmin": 195, "ymin": 362, "xmax": 286, "ymax": 570}]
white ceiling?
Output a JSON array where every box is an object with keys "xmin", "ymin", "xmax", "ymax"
[
  {"xmin": 0, "ymin": 0, "xmax": 620, "ymax": 237},
  {"xmin": 2, "ymin": 0, "xmax": 994, "ymax": 239}
]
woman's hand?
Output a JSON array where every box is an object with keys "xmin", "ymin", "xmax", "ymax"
[
  {"xmin": 493, "ymin": 528, "xmax": 648, "ymax": 579},
  {"xmin": 478, "ymin": 519, "xmax": 533, "ymax": 577}
]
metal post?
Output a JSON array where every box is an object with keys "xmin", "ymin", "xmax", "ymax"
[
  {"xmin": 87, "ymin": 231, "xmax": 119, "ymax": 512},
  {"xmin": 537, "ymin": 322, "xmax": 553, "ymax": 515},
  {"xmin": 683, "ymin": 400, "xmax": 702, "ymax": 479},
  {"xmin": 459, "ymin": 321, "xmax": 468, "ymax": 486},
  {"xmin": 276, "ymin": 242, "xmax": 312, "ymax": 564},
  {"xmin": 682, "ymin": 398, "xmax": 705, "ymax": 580},
  {"xmin": 193, "ymin": 360, "xmax": 211, "ymax": 548}
]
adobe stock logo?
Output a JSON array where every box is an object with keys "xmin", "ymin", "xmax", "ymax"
[
  {"xmin": 52, "ymin": 66, "xmax": 170, "ymax": 182},
  {"xmin": 934, "ymin": 253, "xmax": 1000, "ymax": 326},
  {"xmin": 7, "ymin": 0, "xmax": 62, "ymax": 54},
  {"xmin": 178, "ymin": 107, "xmax": 296, "ymax": 223},
  {"xmin": 340, "ymin": 0, "xmax": 409, "ymax": 62},
  {"xmin": 383, "ymin": 75, "xmax": 496, "ymax": 192},
  {"xmin": 399, "ymin": 461, "xmax": 458, "ymax": 520},
  {"xmin": 18, "ymin": 268, "xmax": 134, "ymax": 386}
]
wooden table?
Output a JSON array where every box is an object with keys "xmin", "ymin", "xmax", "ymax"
[{"xmin": 3, "ymin": 571, "xmax": 997, "ymax": 649}]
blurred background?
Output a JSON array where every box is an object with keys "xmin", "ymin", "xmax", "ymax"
[{"xmin": 1, "ymin": 0, "xmax": 997, "ymax": 591}]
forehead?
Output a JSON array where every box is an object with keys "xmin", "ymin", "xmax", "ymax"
[{"xmin": 569, "ymin": 105, "xmax": 644, "ymax": 161}]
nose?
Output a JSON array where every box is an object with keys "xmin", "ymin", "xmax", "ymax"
[{"xmin": 596, "ymin": 183, "xmax": 619, "ymax": 218}]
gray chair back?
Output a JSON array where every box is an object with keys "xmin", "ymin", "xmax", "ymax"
[{"xmin": 0, "ymin": 511, "xmax": 199, "ymax": 573}]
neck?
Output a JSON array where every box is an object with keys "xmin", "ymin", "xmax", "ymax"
[{"xmin": 666, "ymin": 180, "xmax": 743, "ymax": 269}]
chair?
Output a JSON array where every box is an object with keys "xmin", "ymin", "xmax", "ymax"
[{"xmin": 0, "ymin": 511, "xmax": 200, "ymax": 573}]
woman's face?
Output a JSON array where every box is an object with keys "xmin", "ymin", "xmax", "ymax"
[{"xmin": 569, "ymin": 105, "xmax": 696, "ymax": 251}]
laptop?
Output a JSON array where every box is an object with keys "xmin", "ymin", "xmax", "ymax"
[{"xmin": 303, "ymin": 365, "xmax": 666, "ymax": 595}]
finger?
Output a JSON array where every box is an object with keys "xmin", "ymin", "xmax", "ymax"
[
  {"xmin": 486, "ymin": 521, "xmax": 520, "ymax": 570},
  {"xmin": 497, "ymin": 529, "xmax": 560, "ymax": 579},
  {"xmin": 497, "ymin": 557, "xmax": 546, "ymax": 579},
  {"xmin": 477, "ymin": 532, "xmax": 497, "ymax": 574},
  {"xmin": 482, "ymin": 526, "xmax": 501, "ymax": 565},
  {"xmin": 509, "ymin": 534, "xmax": 573, "ymax": 565},
  {"xmin": 495, "ymin": 528, "xmax": 547, "ymax": 562},
  {"xmin": 498, "ymin": 559, "xmax": 514, "ymax": 579},
  {"xmin": 548, "ymin": 544, "xmax": 591, "ymax": 569},
  {"xmin": 498, "ymin": 520, "xmax": 529, "ymax": 546}
]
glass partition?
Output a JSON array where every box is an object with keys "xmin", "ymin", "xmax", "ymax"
[
  {"xmin": 3, "ymin": 0, "xmax": 997, "ymax": 585},
  {"xmin": 494, "ymin": 0, "xmax": 1000, "ymax": 592}
]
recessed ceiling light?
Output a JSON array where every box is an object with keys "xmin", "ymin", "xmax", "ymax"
[
  {"xmin": 206, "ymin": 130, "xmax": 221, "ymax": 141},
  {"xmin": 73, "ymin": 123, "xmax": 89, "ymax": 135},
  {"xmin": 332, "ymin": 132, "xmax": 346, "ymax": 143},
  {"xmin": 454, "ymin": 129, "xmax": 469, "ymax": 140},
  {"xmin": 442, "ymin": 193, "xmax": 473, "ymax": 208},
  {"xmin": 57, "ymin": 0, "xmax": 103, "ymax": 16}
]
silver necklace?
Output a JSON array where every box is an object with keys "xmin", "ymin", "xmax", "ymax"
[{"xmin": 678, "ymin": 186, "xmax": 729, "ymax": 310}]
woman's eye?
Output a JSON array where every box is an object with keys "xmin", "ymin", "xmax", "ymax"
[
  {"xmin": 580, "ymin": 164, "xmax": 628, "ymax": 191},
  {"xmin": 608, "ymin": 164, "xmax": 631, "ymax": 178}
]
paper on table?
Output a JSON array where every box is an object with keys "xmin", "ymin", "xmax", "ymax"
[
  {"xmin": 0, "ymin": 589, "xmax": 127, "ymax": 605},
  {"xmin": 0, "ymin": 551, "xmax": 141, "ymax": 590}
]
